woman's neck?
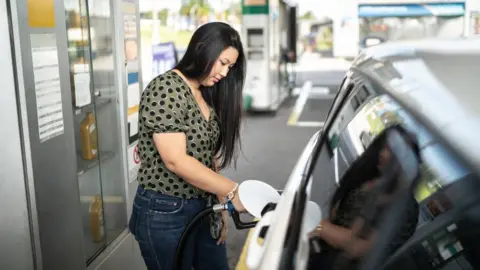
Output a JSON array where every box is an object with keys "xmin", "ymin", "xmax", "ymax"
[{"xmin": 172, "ymin": 69, "xmax": 200, "ymax": 92}]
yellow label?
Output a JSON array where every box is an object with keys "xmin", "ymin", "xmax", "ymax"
[
  {"xmin": 245, "ymin": 0, "xmax": 267, "ymax": 6},
  {"xmin": 28, "ymin": 0, "xmax": 56, "ymax": 28},
  {"xmin": 122, "ymin": 3, "xmax": 136, "ymax": 14},
  {"xmin": 128, "ymin": 105, "xmax": 139, "ymax": 116}
]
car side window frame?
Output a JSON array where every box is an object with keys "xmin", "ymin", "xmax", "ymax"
[
  {"xmin": 327, "ymin": 79, "xmax": 375, "ymax": 152},
  {"xmin": 325, "ymin": 78, "xmax": 378, "ymax": 185},
  {"xmin": 324, "ymin": 76, "xmax": 350, "ymax": 122},
  {"xmin": 325, "ymin": 82, "xmax": 356, "ymax": 154},
  {"xmin": 332, "ymin": 88, "xmax": 384, "ymax": 184}
]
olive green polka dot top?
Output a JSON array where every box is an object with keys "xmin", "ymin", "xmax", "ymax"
[{"xmin": 137, "ymin": 70, "xmax": 220, "ymax": 199}]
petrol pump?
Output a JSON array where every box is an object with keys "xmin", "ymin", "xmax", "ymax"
[{"xmin": 241, "ymin": 0, "xmax": 298, "ymax": 112}]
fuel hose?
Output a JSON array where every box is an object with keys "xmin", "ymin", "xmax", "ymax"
[
  {"xmin": 172, "ymin": 197, "xmax": 270, "ymax": 270},
  {"xmin": 172, "ymin": 206, "xmax": 216, "ymax": 270}
]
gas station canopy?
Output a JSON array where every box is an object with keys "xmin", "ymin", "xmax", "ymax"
[{"xmin": 358, "ymin": 2, "xmax": 465, "ymax": 17}]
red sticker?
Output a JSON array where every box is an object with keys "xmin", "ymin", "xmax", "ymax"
[{"xmin": 133, "ymin": 144, "xmax": 140, "ymax": 164}]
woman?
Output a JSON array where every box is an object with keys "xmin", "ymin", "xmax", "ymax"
[
  {"xmin": 128, "ymin": 22, "xmax": 247, "ymax": 270},
  {"xmin": 308, "ymin": 128, "xmax": 421, "ymax": 269}
]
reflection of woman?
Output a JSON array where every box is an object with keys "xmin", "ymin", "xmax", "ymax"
[
  {"xmin": 128, "ymin": 22, "xmax": 247, "ymax": 270},
  {"xmin": 308, "ymin": 130, "xmax": 420, "ymax": 269}
]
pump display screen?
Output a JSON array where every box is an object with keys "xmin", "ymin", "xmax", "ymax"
[
  {"xmin": 247, "ymin": 29, "xmax": 264, "ymax": 48},
  {"xmin": 417, "ymin": 224, "xmax": 465, "ymax": 268},
  {"xmin": 248, "ymin": 51, "xmax": 263, "ymax": 60}
]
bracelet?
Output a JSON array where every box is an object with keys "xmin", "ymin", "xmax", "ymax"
[
  {"xmin": 316, "ymin": 220, "xmax": 326, "ymax": 234},
  {"xmin": 225, "ymin": 183, "xmax": 239, "ymax": 201},
  {"xmin": 309, "ymin": 222, "xmax": 324, "ymax": 238}
]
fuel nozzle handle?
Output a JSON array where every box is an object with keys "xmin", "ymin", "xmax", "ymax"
[
  {"xmin": 216, "ymin": 201, "xmax": 278, "ymax": 230},
  {"xmin": 225, "ymin": 201, "xmax": 257, "ymax": 230}
]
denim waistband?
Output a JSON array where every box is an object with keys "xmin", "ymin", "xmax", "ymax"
[{"xmin": 136, "ymin": 185, "xmax": 207, "ymax": 205}]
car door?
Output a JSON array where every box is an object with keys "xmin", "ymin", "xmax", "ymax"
[
  {"xmin": 246, "ymin": 73, "xmax": 380, "ymax": 270},
  {"xmin": 308, "ymin": 92, "xmax": 480, "ymax": 270},
  {"xmin": 242, "ymin": 72, "xmax": 361, "ymax": 270},
  {"xmin": 247, "ymin": 71, "xmax": 381, "ymax": 270},
  {"xmin": 243, "ymin": 69, "xmax": 479, "ymax": 270}
]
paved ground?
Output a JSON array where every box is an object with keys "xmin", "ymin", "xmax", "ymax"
[
  {"xmin": 294, "ymin": 52, "xmax": 351, "ymax": 89},
  {"xmin": 298, "ymin": 98, "xmax": 334, "ymax": 123}
]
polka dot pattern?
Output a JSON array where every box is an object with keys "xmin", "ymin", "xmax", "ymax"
[{"xmin": 137, "ymin": 70, "xmax": 220, "ymax": 199}]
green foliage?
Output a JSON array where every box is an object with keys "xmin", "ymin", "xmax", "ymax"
[
  {"xmin": 300, "ymin": 11, "xmax": 316, "ymax": 20},
  {"xmin": 140, "ymin": 11, "xmax": 153, "ymax": 20},
  {"xmin": 179, "ymin": 0, "xmax": 212, "ymax": 17},
  {"xmin": 158, "ymin": 9, "xmax": 169, "ymax": 26}
]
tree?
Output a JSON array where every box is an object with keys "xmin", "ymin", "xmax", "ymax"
[
  {"xmin": 198, "ymin": 3, "xmax": 211, "ymax": 18},
  {"xmin": 179, "ymin": 1, "xmax": 193, "ymax": 16},
  {"xmin": 179, "ymin": 0, "xmax": 212, "ymax": 27},
  {"xmin": 230, "ymin": 2, "xmax": 242, "ymax": 19},
  {"xmin": 179, "ymin": 0, "xmax": 211, "ymax": 17},
  {"xmin": 140, "ymin": 11, "xmax": 153, "ymax": 20},
  {"xmin": 300, "ymin": 11, "xmax": 316, "ymax": 21},
  {"xmin": 158, "ymin": 9, "xmax": 169, "ymax": 26}
]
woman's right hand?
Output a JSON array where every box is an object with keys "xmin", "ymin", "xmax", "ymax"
[
  {"xmin": 231, "ymin": 192, "xmax": 246, "ymax": 213},
  {"xmin": 309, "ymin": 220, "xmax": 326, "ymax": 238}
]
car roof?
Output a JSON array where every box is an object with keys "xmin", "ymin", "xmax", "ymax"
[{"xmin": 350, "ymin": 37, "xmax": 480, "ymax": 173}]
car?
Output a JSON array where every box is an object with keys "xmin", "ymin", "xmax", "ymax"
[{"xmin": 238, "ymin": 37, "xmax": 480, "ymax": 270}]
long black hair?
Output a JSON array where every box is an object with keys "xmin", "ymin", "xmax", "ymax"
[
  {"xmin": 175, "ymin": 22, "xmax": 246, "ymax": 170},
  {"xmin": 330, "ymin": 125, "xmax": 421, "ymax": 215}
]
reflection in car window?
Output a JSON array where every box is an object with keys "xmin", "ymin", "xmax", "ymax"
[
  {"xmin": 330, "ymin": 94, "xmax": 470, "ymax": 202},
  {"xmin": 422, "ymin": 145, "xmax": 469, "ymax": 184},
  {"xmin": 393, "ymin": 108, "xmax": 433, "ymax": 148},
  {"xmin": 415, "ymin": 144, "xmax": 469, "ymax": 201}
]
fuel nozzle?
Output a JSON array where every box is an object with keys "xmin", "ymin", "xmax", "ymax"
[
  {"xmin": 216, "ymin": 200, "xmax": 278, "ymax": 230},
  {"xmin": 219, "ymin": 201, "xmax": 256, "ymax": 230},
  {"xmin": 214, "ymin": 181, "xmax": 283, "ymax": 230}
]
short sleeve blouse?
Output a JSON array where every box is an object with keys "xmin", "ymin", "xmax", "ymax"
[{"xmin": 136, "ymin": 70, "xmax": 220, "ymax": 199}]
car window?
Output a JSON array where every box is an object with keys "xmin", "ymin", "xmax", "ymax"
[
  {"xmin": 356, "ymin": 86, "xmax": 370, "ymax": 103},
  {"xmin": 327, "ymin": 79, "xmax": 375, "ymax": 150},
  {"xmin": 309, "ymin": 93, "xmax": 479, "ymax": 270},
  {"xmin": 331, "ymin": 94, "xmax": 469, "ymax": 194},
  {"xmin": 327, "ymin": 89, "xmax": 377, "ymax": 180},
  {"xmin": 351, "ymin": 86, "xmax": 371, "ymax": 112},
  {"xmin": 351, "ymin": 96, "xmax": 360, "ymax": 111}
]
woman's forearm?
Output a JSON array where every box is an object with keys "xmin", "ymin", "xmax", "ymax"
[
  {"xmin": 214, "ymin": 157, "xmax": 226, "ymax": 203},
  {"xmin": 318, "ymin": 220, "xmax": 354, "ymax": 249},
  {"xmin": 168, "ymin": 154, "xmax": 236, "ymax": 197},
  {"xmin": 318, "ymin": 220, "xmax": 373, "ymax": 258}
]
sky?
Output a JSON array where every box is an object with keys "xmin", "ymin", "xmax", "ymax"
[
  {"xmin": 297, "ymin": 0, "xmax": 338, "ymax": 18},
  {"xmin": 139, "ymin": 0, "xmax": 237, "ymax": 12},
  {"xmin": 138, "ymin": 0, "xmax": 338, "ymax": 18}
]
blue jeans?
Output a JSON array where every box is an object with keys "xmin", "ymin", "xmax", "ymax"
[{"xmin": 129, "ymin": 185, "xmax": 229, "ymax": 270}]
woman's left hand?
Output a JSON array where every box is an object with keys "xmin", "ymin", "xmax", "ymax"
[{"xmin": 217, "ymin": 211, "xmax": 229, "ymax": 245}]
